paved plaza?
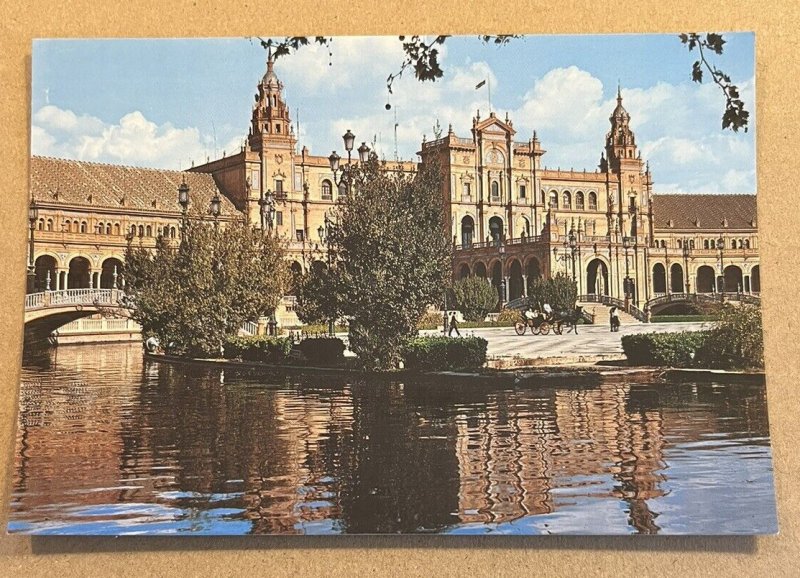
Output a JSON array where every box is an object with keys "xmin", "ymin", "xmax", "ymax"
[{"xmin": 421, "ymin": 322, "xmax": 711, "ymax": 361}]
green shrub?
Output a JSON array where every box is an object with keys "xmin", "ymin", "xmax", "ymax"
[
  {"xmin": 527, "ymin": 273, "xmax": 577, "ymax": 312},
  {"xmin": 621, "ymin": 331, "xmax": 708, "ymax": 367},
  {"xmin": 494, "ymin": 308, "xmax": 519, "ymax": 326},
  {"xmin": 223, "ymin": 335, "xmax": 293, "ymax": 363},
  {"xmin": 402, "ymin": 336, "xmax": 488, "ymax": 371},
  {"xmin": 651, "ymin": 315, "xmax": 717, "ymax": 323},
  {"xmin": 697, "ymin": 304, "xmax": 763, "ymax": 369},
  {"xmin": 452, "ymin": 277, "xmax": 498, "ymax": 322},
  {"xmin": 296, "ymin": 337, "xmax": 346, "ymax": 366}
]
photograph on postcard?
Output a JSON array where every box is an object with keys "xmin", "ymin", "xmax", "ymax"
[{"xmin": 10, "ymin": 34, "xmax": 776, "ymax": 535}]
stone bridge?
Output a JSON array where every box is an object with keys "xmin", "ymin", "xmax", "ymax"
[{"xmin": 24, "ymin": 288, "xmax": 128, "ymax": 343}]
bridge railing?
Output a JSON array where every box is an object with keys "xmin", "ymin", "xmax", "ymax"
[{"xmin": 24, "ymin": 288, "xmax": 124, "ymax": 310}]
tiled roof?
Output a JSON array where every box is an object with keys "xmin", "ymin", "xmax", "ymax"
[
  {"xmin": 652, "ymin": 193, "xmax": 757, "ymax": 231},
  {"xmin": 30, "ymin": 156, "xmax": 239, "ymax": 216}
]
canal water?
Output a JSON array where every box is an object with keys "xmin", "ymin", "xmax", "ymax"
[{"xmin": 9, "ymin": 343, "xmax": 777, "ymax": 535}]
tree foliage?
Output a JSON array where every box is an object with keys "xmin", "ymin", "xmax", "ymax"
[
  {"xmin": 699, "ymin": 303, "xmax": 763, "ymax": 368},
  {"xmin": 258, "ymin": 34, "xmax": 748, "ymax": 132},
  {"xmin": 451, "ymin": 276, "xmax": 498, "ymax": 322},
  {"xmin": 294, "ymin": 265, "xmax": 342, "ymax": 325},
  {"xmin": 527, "ymin": 273, "xmax": 577, "ymax": 312},
  {"xmin": 123, "ymin": 217, "xmax": 288, "ymax": 357},
  {"xmin": 298, "ymin": 155, "xmax": 450, "ymax": 370}
]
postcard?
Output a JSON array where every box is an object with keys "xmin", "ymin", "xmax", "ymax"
[{"xmin": 11, "ymin": 34, "xmax": 775, "ymax": 535}]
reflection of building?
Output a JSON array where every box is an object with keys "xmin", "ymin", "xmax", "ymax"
[
  {"xmin": 420, "ymin": 89, "xmax": 759, "ymax": 306},
  {"xmin": 29, "ymin": 54, "xmax": 759, "ymax": 312}
]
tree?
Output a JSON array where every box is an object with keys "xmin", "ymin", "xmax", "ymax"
[
  {"xmin": 527, "ymin": 274, "xmax": 577, "ymax": 313},
  {"xmin": 451, "ymin": 276, "xmax": 498, "ymax": 322},
  {"xmin": 258, "ymin": 33, "xmax": 748, "ymax": 132},
  {"xmin": 123, "ymin": 217, "xmax": 288, "ymax": 357},
  {"xmin": 294, "ymin": 265, "xmax": 342, "ymax": 325},
  {"xmin": 300, "ymin": 155, "xmax": 450, "ymax": 370}
]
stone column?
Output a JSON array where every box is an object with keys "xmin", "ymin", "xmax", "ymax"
[{"xmin": 522, "ymin": 274, "xmax": 528, "ymax": 297}]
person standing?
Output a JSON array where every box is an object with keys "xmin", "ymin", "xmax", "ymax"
[
  {"xmin": 610, "ymin": 306, "xmax": 620, "ymax": 332},
  {"xmin": 448, "ymin": 312, "xmax": 461, "ymax": 337}
]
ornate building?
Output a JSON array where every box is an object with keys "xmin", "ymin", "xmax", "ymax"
[
  {"xmin": 27, "ymin": 54, "xmax": 760, "ymax": 321},
  {"xmin": 420, "ymin": 88, "xmax": 759, "ymax": 312}
]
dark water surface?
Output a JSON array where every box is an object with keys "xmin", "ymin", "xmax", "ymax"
[{"xmin": 9, "ymin": 343, "xmax": 777, "ymax": 535}]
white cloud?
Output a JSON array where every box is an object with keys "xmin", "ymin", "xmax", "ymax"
[{"xmin": 31, "ymin": 105, "xmax": 234, "ymax": 169}]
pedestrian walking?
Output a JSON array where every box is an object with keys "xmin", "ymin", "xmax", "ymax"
[
  {"xmin": 609, "ymin": 306, "xmax": 620, "ymax": 332},
  {"xmin": 448, "ymin": 312, "xmax": 461, "ymax": 337}
]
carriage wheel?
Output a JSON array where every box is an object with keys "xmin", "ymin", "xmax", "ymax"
[
  {"xmin": 539, "ymin": 322, "xmax": 550, "ymax": 335},
  {"xmin": 514, "ymin": 322, "xmax": 527, "ymax": 336},
  {"xmin": 531, "ymin": 324, "xmax": 541, "ymax": 335},
  {"xmin": 553, "ymin": 322, "xmax": 563, "ymax": 335}
]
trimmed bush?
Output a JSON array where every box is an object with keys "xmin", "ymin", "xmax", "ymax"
[
  {"xmin": 452, "ymin": 277, "xmax": 498, "ymax": 322},
  {"xmin": 494, "ymin": 308, "xmax": 519, "ymax": 325},
  {"xmin": 223, "ymin": 335, "xmax": 293, "ymax": 363},
  {"xmin": 417, "ymin": 309, "xmax": 445, "ymax": 330},
  {"xmin": 696, "ymin": 304, "xmax": 763, "ymax": 369},
  {"xmin": 402, "ymin": 336, "xmax": 488, "ymax": 371},
  {"xmin": 296, "ymin": 337, "xmax": 346, "ymax": 366},
  {"xmin": 621, "ymin": 331, "xmax": 708, "ymax": 367}
]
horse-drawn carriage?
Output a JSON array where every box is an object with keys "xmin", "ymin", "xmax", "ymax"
[{"xmin": 513, "ymin": 306, "xmax": 584, "ymax": 336}]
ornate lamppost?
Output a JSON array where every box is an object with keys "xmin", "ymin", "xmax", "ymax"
[
  {"xmin": 328, "ymin": 130, "xmax": 371, "ymax": 194},
  {"xmin": 568, "ymin": 227, "xmax": 577, "ymax": 286},
  {"xmin": 622, "ymin": 235, "xmax": 633, "ymax": 310},
  {"xmin": 716, "ymin": 235, "xmax": 725, "ymax": 301},
  {"xmin": 210, "ymin": 190, "xmax": 221, "ymax": 230},
  {"xmin": 682, "ymin": 238, "xmax": 691, "ymax": 294},
  {"xmin": 497, "ymin": 238, "xmax": 507, "ymax": 306},
  {"xmin": 178, "ymin": 178, "xmax": 190, "ymax": 240},
  {"xmin": 317, "ymin": 214, "xmax": 336, "ymax": 336},
  {"xmin": 27, "ymin": 199, "xmax": 39, "ymax": 293}
]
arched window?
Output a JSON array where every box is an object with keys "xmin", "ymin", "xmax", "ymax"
[
  {"xmin": 106, "ymin": 223, "xmax": 111, "ymax": 235},
  {"xmin": 37, "ymin": 219, "xmax": 44, "ymax": 231},
  {"xmin": 549, "ymin": 191, "xmax": 558, "ymax": 209},
  {"xmin": 130, "ymin": 224, "xmax": 136, "ymax": 236},
  {"xmin": 146, "ymin": 225, "xmax": 152, "ymax": 237},
  {"xmin": 321, "ymin": 180, "xmax": 333, "ymax": 200},
  {"xmin": 114, "ymin": 223, "xmax": 120, "ymax": 236},
  {"xmin": 730, "ymin": 239, "xmax": 736, "ymax": 249},
  {"xmin": 588, "ymin": 192, "xmax": 597, "ymax": 210},
  {"xmin": 540, "ymin": 190, "xmax": 546, "ymax": 205},
  {"xmin": 690, "ymin": 240, "xmax": 695, "ymax": 249},
  {"xmin": 461, "ymin": 215, "xmax": 475, "ymax": 248},
  {"xmin": 96, "ymin": 222, "xmax": 104, "ymax": 234},
  {"xmin": 737, "ymin": 239, "xmax": 743, "ymax": 249},
  {"xmin": 46, "ymin": 219, "xmax": 53, "ymax": 232},
  {"xmin": 562, "ymin": 191, "xmax": 571, "ymax": 209},
  {"xmin": 575, "ymin": 192, "xmax": 585, "ymax": 210},
  {"xmin": 677, "ymin": 239, "xmax": 683, "ymax": 249},
  {"xmin": 138, "ymin": 225, "xmax": 144, "ymax": 237},
  {"xmin": 80, "ymin": 221, "xmax": 87, "ymax": 233},
  {"xmin": 170, "ymin": 226, "xmax": 176, "ymax": 239},
  {"xmin": 703, "ymin": 239, "xmax": 710, "ymax": 249},
  {"xmin": 744, "ymin": 238, "xmax": 750, "ymax": 249},
  {"xmin": 490, "ymin": 181, "xmax": 500, "ymax": 200}
]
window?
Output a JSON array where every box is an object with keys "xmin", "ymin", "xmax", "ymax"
[
  {"xmin": 251, "ymin": 170, "xmax": 260, "ymax": 191},
  {"xmin": 114, "ymin": 223, "xmax": 120, "ymax": 236},
  {"xmin": 562, "ymin": 191, "xmax": 571, "ymax": 209},
  {"xmin": 275, "ymin": 179, "xmax": 284, "ymax": 194},
  {"xmin": 321, "ymin": 180, "xmax": 333, "ymax": 200},
  {"xmin": 677, "ymin": 239, "xmax": 683, "ymax": 249},
  {"xmin": 491, "ymin": 181, "xmax": 499, "ymax": 199},
  {"xmin": 169, "ymin": 226, "xmax": 176, "ymax": 239},
  {"xmin": 519, "ymin": 184, "xmax": 526, "ymax": 199},
  {"xmin": 463, "ymin": 182, "xmax": 471, "ymax": 200},
  {"xmin": 46, "ymin": 219, "xmax": 53, "ymax": 231},
  {"xmin": 105, "ymin": 223, "xmax": 111, "ymax": 235},
  {"xmin": 276, "ymin": 124, "xmax": 281, "ymax": 133},
  {"xmin": 690, "ymin": 240, "xmax": 695, "ymax": 249},
  {"xmin": 276, "ymin": 211, "xmax": 283, "ymax": 226},
  {"xmin": 138, "ymin": 225, "xmax": 145, "ymax": 237},
  {"xmin": 549, "ymin": 191, "xmax": 558, "ymax": 209},
  {"xmin": 588, "ymin": 192, "xmax": 597, "ymax": 210},
  {"xmin": 146, "ymin": 225, "xmax": 152, "ymax": 237},
  {"xmin": 576, "ymin": 192, "xmax": 585, "ymax": 210},
  {"xmin": 703, "ymin": 239, "xmax": 710, "ymax": 250},
  {"xmin": 37, "ymin": 219, "xmax": 44, "ymax": 231},
  {"xmin": 731, "ymin": 239, "xmax": 737, "ymax": 249},
  {"xmin": 295, "ymin": 229, "xmax": 304, "ymax": 242},
  {"xmin": 744, "ymin": 239, "xmax": 750, "ymax": 249},
  {"xmin": 80, "ymin": 221, "xmax": 87, "ymax": 233}
]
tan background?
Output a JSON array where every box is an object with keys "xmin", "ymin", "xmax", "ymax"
[{"xmin": 1, "ymin": 2, "xmax": 798, "ymax": 576}]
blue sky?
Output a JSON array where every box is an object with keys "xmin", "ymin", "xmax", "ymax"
[{"xmin": 31, "ymin": 34, "xmax": 756, "ymax": 193}]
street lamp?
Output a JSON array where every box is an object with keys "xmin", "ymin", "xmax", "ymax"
[
  {"xmin": 178, "ymin": 178, "xmax": 190, "ymax": 239},
  {"xmin": 622, "ymin": 235, "xmax": 632, "ymax": 309},
  {"xmin": 682, "ymin": 238, "xmax": 691, "ymax": 294},
  {"xmin": 497, "ymin": 238, "xmax": 507, "ymax": 305},
  {"xmin": 568, "ymin": 227, "xmax": 577, "ymax": 286},
  {"xmin": 716, "ymin": 235, "xmax": 725, "ymax": 301},
  {"xmin": 318, "ymin": 214, "xmax": 336, "ymax": 336},
  {"xmin": 329, "ymin": 129, "xmax": 370, "ymax": 194},
  {"xmin": 209, "ymin": 190, "xmax": 221, "ymax": 230},
  {"xmin": 27, "ymin": 199, "xmax": 39, "ymax": 293}
]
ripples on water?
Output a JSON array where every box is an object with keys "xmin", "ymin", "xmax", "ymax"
[{"xmin": 9, "ymin": 343, "xmax": 777, "ymax": 535}]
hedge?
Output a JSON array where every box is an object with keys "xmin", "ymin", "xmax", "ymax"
[
  {"xmin": 621, "ymin": 331, "xmax": 708, "ymax": 367},
  {"xmin": 402, "ymin": 336, "xmax": 488, "ymax": 371},
  {"xmin": 296, "ymin": 337, "xmax": 346, "ymax": 366},
  {"xmin": 223, "ymin": 335, "xmax": 293, "ymax": 363}
]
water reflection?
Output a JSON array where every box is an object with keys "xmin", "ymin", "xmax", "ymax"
[{"xmin": 10, "ymin": 343, "xmax": 776, "ymax": 535}]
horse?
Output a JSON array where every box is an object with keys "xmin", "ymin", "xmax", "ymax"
[{"xmin": 550, "ymin": 306, "xmax": 584, "ymax": 335}]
